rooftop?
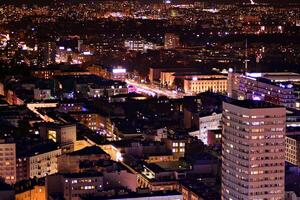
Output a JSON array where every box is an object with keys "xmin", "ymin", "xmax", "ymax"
[
  {"xmin": 85, "ymin": 190, "xmax": 182, "ymax": 200},
  {"xmin": 224, "ymin": 98, "xmax": 284, "ymax": 109},
  {"xmin": 17, "ymin": 141, "xmax": 60, "ymax": 157},
  {"xmin": 68, "ymin": 145, "xmax": 108, "ymax": 156},
  {"xmin": 286, "ymin": 135, "xmax": 300, "ymax": 141}
]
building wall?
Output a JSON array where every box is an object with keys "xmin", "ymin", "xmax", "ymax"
[
  {"xmin": 199, "ymin": 114, "xmax": 222, "ymax": 134},
  {"xmin": 111, "ymin": 194, "xmax": 183, "ymax": 200},
  {"xmin": 71, "ymin": 113, "xmax": 104, "ymax": 132},
  {"xmin": 184, "ymin": 76, "xmax": 227, "ymax": 94},
  {"xmin": 40, "ymin": 124, "xmax": 76, "ymax": 145},
  {"xmin": 228, "ymin": 72, "xmax": 296, "ymax": 108},
  {"xmin": 0, "ymin": 143, "xmax": 16, "ymax": 184},
  {"xmin": 57, "ymin": 154, "xmax": 110, "ymax": 173},
  {"xmin": 149, "ymin": 68, "xmax": 163, "ymax": 83},
  {"xmin": 161, "ymin": 72, "xmax": 176, "ymax": 87},
  {"xmin": 103, "ymin": 170, "xmax": 138, "ymax": 192},
  {"xmin": 28, "ymin": 149, "xmax": 62, "ymax": 179},
  {"xmin": 286, "ymin": 137, "xmax": 299, "ymax": 166},
  {"xmin": 46, "ymin": 174, "xmax": 103, "ymax": 200},
  {"xmin": 0, "ymin": 190, "xmax": 15, "ymax": 200},
  {"xmin": 222, "ymin": 102, "xmax": 286, "ymax": 200},
  {"xmin": 164, "ymin": 139, "xmax": 186, "ymax": 158},
  {"xmin": 15, "ymin": 185, "xmax": 46, "ymax": 200}
]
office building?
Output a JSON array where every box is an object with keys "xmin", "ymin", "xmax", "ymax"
[
  {"xmin": 222, "ymin": 99, "xmax": 286, "ymax": 200},
  {"xmin": 228, "ymin": 71, "xmax": 296, "ymax": 108}
]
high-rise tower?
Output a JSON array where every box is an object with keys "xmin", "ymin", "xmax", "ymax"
[{"xmin": 222, "ymin": 99, "xmax": 285, "ymax": 200}]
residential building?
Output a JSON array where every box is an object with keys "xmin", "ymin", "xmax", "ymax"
[
  {"xmin": 39, "ymin": 123, "xmax": 76, "ymax": 145},
  {"xmin": 46, "ymin": 173, "xmax": 104, "ymax": 200},
  {"xmin": 57, "ymin": 146, "xmax": 110, "ymax": 173},
  {"xmin": 222, "ymin": 99, "xmax": 286, "ymax": 200},
  {"xmin": 16, "ymin": 143, "xmax": 61, "ymax": 181},
  {"xmin": 0, "ymin": 140, "xmax": 16, "ymax": 184}
]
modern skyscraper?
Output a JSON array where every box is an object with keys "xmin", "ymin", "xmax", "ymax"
[{"xmin": 222, "ymin": 99, "xmax": 286, "ymax": 200}]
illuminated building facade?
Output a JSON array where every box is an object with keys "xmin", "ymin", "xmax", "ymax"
[
  {"xmin": 39, "ymin": 123, "xmax": 76, "ymax": 145},
  {"xmin": 15, "ymin": 185, "xmax": 46, "ymax": 200},
  {"xmin": 57, "ymin": 146, "xmax": 110, "ymax": 173},
  {"xmin": 285, "ymin": 135, "xmax": 300, "ymax": 167},
  {"xmin": 70, "ymin": 112, "xmax": 103, "ymax": 132},
  {"xmin": 111, "ymin": 66, "xmax": 128, "ymax": 81},
  {"xmin": 16, "ymin": 144, "xmax": 61, "ymax": 181},
  {"xmin": 0, "ymin": 141, "xmax": 16, "ymax": 185},
  {"xmin": 228, "ymin": 71, "xmax": 296, "ymax": 108},
  {"xmin": 184, "ymin": 74, "xmax": 227, "ymax": 94},
  {"xmin": 46, "ymin": 173, "xmax": 104, "ymax": 200},
  {"xmin": 222, "ymin": 99, "xmax": 285, "ymax": 200},
  {"xmin": 124, "ymin": 39, "xmax": 156, "ymax": 52},
  {"xmin": 38, "ymin": 42, "xmax": 56, "ymax": 67},
  {"xmin": 164, "ymin": 139, "xmax": 186, "ymax": 158},
  {"xmin": 190, "ymin": 113, "xmax": 222, "ymax": 145}
]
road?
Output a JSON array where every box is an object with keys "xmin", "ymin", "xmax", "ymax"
[{"xmin": 126, "ymin": 79, "xmax": 185, "ymax": 99}]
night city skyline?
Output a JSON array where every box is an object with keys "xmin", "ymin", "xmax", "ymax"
[{"xmin": 0, "ymin": 0, "xmax": 300, "ymax": 200}]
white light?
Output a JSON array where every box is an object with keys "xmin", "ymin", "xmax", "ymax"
[
  {"xmin": 113, "ymin": 68, "xmax": 126, "ymax": 74},
  {"xmin": 116, "ymin": 152, "xmax": 123, "ymax": 162},
  {"xmin": 246, "ymin": 72, "xmax": 262, "ymax": 78},
  {"xmin": 83, "ymin": 51, "xmax": 92, "ymax": 55}
]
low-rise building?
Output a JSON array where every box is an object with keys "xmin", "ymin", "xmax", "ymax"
[
  {"xmin": 15, "ymin": 179, "xmax": 46, "ymax": 200},
  {"xmin": 39, "ymin": 123, "xmax": 76, "ymax": 145},
  {"xmin": 183, "ymin": 74, "xmax": 227, "ymax": 94},
  {"xmin": 57, "ymin": 146, "xmax": 110, "ymax": 173},
  {"xmin": 46, "ymin": 172, "xmax": 104, "ymax": 200},
  {"xmin": 16, "ymin": 142, "xmax": 61, "ymax": 181}
]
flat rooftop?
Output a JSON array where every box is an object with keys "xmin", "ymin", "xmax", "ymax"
[
  {"xmin": 287, "ymin": 135, "xmax": 300, "ymax": 141},
  {"xmin": 224, "ymin": 98, "xmax": 284, "ymax": 109}
]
